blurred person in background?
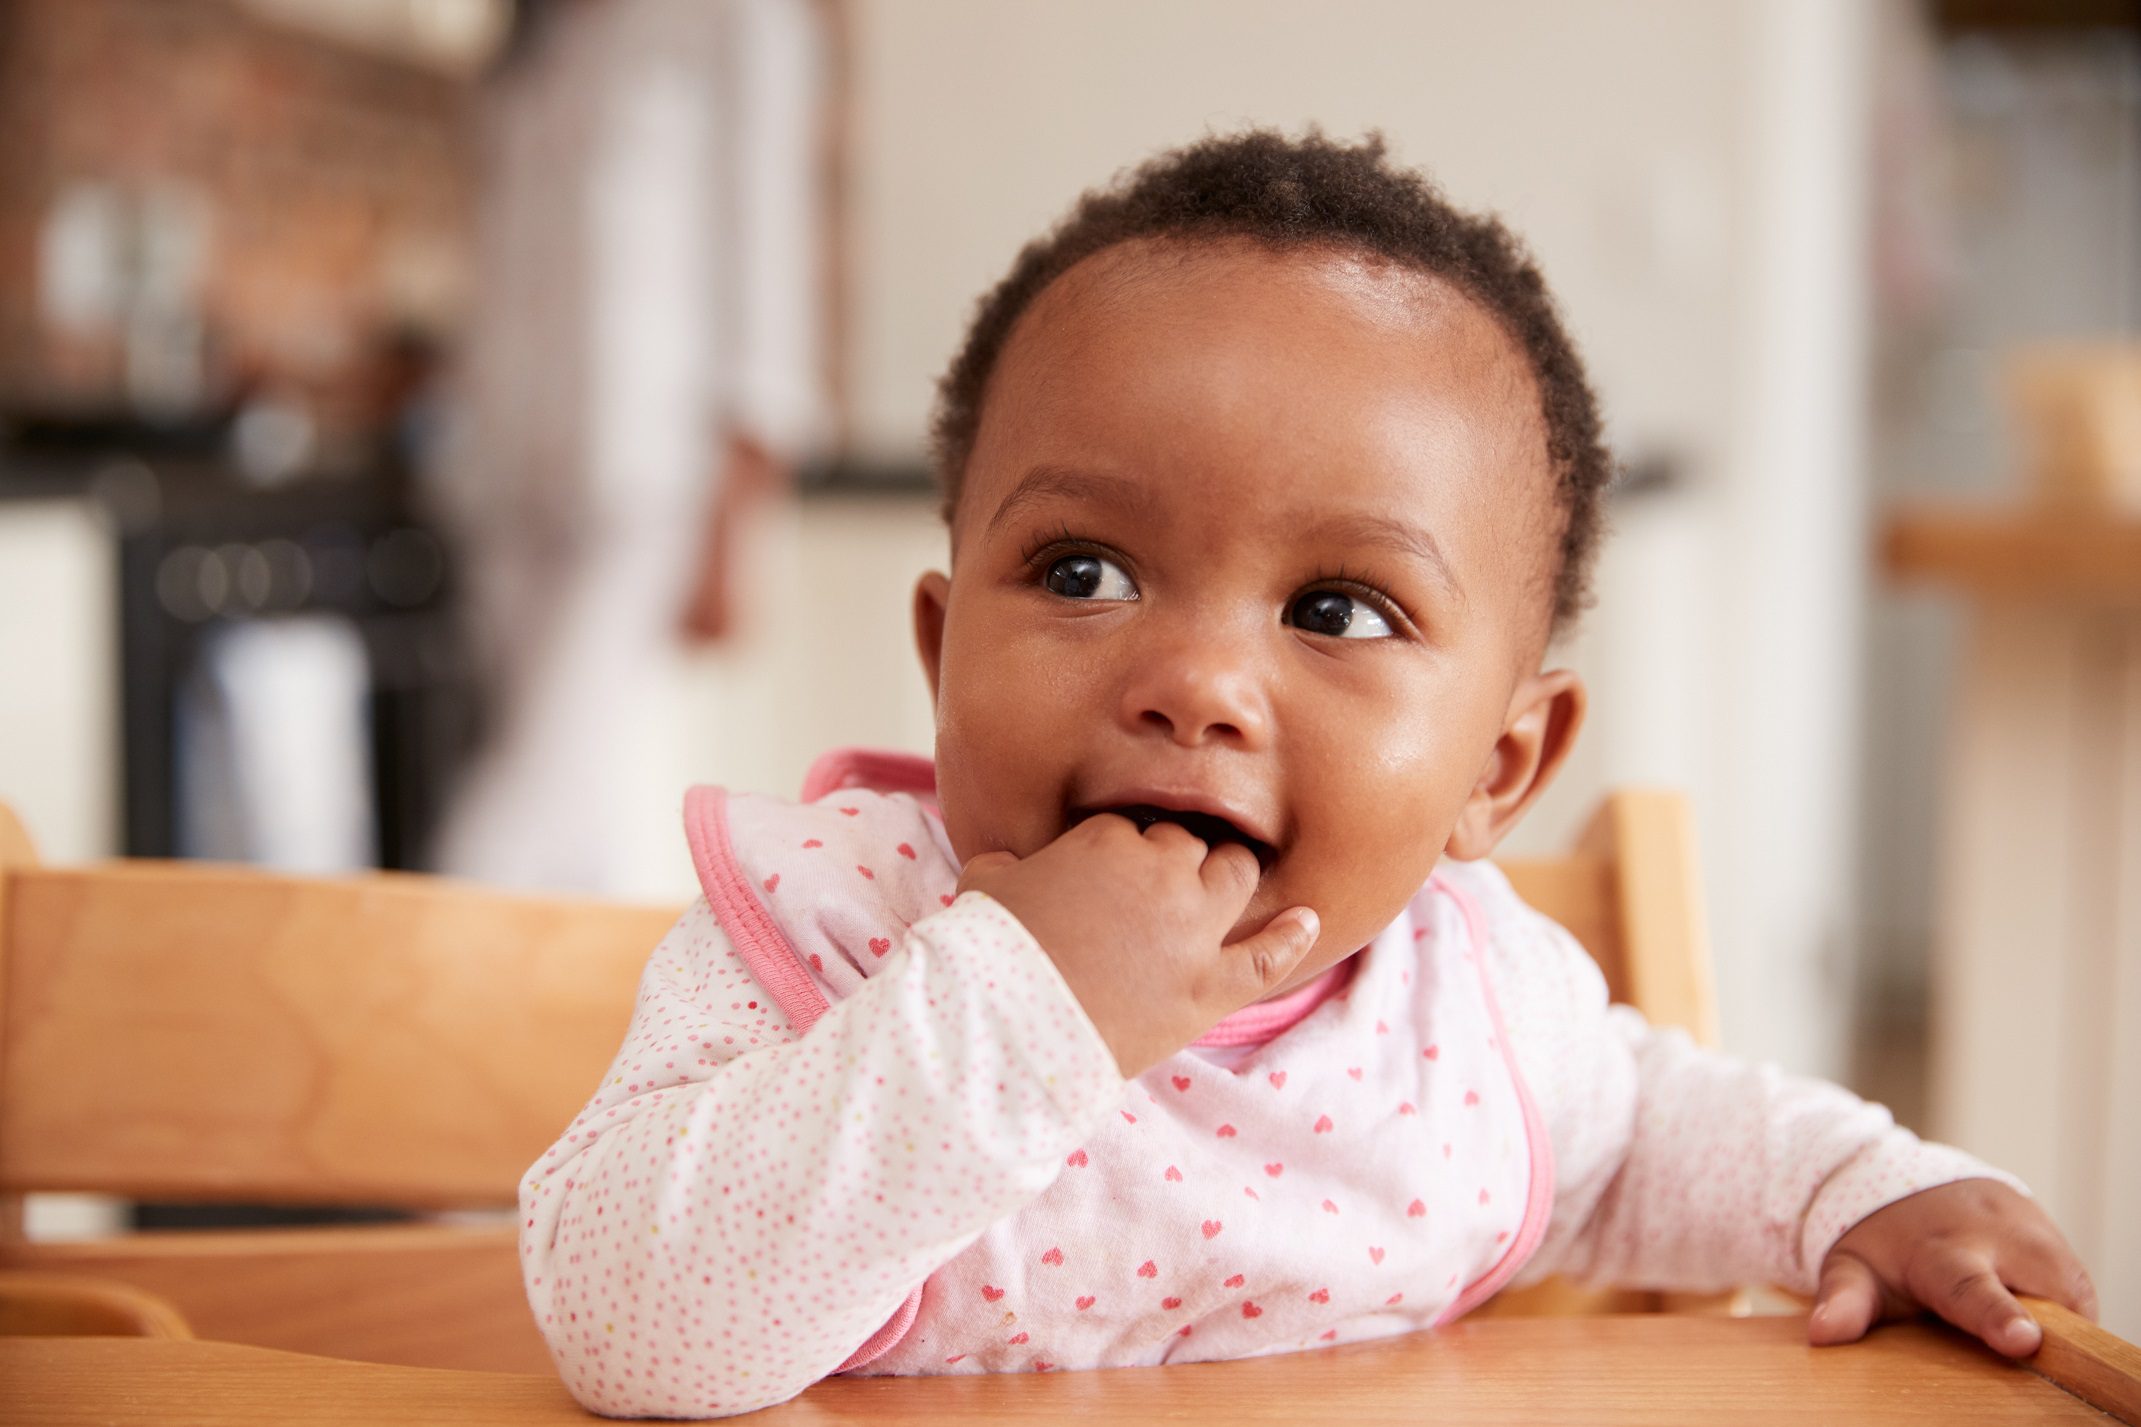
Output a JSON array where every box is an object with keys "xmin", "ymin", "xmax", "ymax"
[{"xmin": 432, "ymin": 0, "xmax": 825, "ymax": 897}]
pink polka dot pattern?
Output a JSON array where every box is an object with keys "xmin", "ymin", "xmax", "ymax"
[
  {"xmin": 520, "ymin": 893, "xmax": 1123, "ymax": 1416},
  {"xmin": 519, "ymin": 771, "xmax": 2024, "ymax": 1418}
]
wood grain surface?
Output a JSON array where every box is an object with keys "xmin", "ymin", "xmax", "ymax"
[
  {"xmin": 3, "ymin": 1313, "xmax": 2126, "ymax": 1426},
  {"xmin": 0, "ymin": 862, "xmax": 677, "ymax": 1206}
]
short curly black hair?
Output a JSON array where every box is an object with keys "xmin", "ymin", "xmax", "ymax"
[{"xmin": 929, "ymin": 129, "xmax": 1613, "ymax": 635}]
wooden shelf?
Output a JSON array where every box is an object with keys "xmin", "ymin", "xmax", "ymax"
[{"xmin": 1880, "ymin": 505, "xmax": 2141, "ymax": 606}]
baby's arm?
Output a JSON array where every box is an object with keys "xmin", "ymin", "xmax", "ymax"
[
  {"xmin": 519, "ymin": 893, "xmax": 1122, "ymax": 1418},
  {"xmin": 1475, "ymin": 867, "xmax": 2091, "ymax": 1350}
]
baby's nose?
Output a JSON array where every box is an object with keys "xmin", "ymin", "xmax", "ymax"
[{"xmin": 1120, "ymin": 633, "xmax": 1272, "ymax": 749}]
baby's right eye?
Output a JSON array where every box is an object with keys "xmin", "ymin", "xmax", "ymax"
[{"xmin": 1043, "ymin": 553, "xmax": 1138, "ymax": 601}]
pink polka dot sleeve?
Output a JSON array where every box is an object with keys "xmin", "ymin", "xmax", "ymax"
[
  {"xmin": 518, "ymin": 891, "xmax": 1124, "ymax": 1418},
  {"xmin": 1446, "ymin": 861, "xmax": 2024, "ymax": 1297}
]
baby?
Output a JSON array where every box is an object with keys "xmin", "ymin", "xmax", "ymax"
[{"xmin": 519, "ymin": 131, "xmax": 2094, "ymax": 1418}]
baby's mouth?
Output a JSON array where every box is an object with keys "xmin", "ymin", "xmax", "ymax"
[{"xmin": 1071, "ymin": 803, "xmax": 1278, "ymax": 871}]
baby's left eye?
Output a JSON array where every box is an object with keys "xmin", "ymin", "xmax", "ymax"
[
  {"xmin": 1288, "ymin": 589, "xmax": 1394, "ymax": 640},
  {"xmin": 1043, "ymin": 552, "xmax": 1138, "ymax": 601}
]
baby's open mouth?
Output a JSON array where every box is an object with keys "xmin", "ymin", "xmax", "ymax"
[{"xmin": 1073, "ymin": 804, "xmax": 1278, "ymax": 871}]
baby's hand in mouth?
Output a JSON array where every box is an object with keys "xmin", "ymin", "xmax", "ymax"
[{"xmin": 953, "ymin": 814, "xmax": 1320, "ymax": 1078}]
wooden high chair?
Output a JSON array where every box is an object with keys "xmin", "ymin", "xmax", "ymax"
[
  {"xmin": 0, "ymin": 802, "xmax": 675, "ymax": 1372},
  {"xmin": 0, "ymin": 789, "xmax": 1723, "ymax": 1370}
]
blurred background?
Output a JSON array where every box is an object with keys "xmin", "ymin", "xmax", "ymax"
[{"xmin": 0, "ymin": 0, "xmax": 2134, "ymax": 1334}]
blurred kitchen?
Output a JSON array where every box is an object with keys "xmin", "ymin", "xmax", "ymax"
[{"xmin": 0, "ymin": 0, "xmax": 2134, "ymax": 1333}]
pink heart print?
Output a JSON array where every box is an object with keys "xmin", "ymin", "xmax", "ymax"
[
  {"xmin": 1267, "ymin": 1071, "xmax": 1287, "ymax": 1089},
  {"xmin": 1223, "ymin": 1273, "xmax": 1245, "ymax": 1288},
  {"xmin": 1308, "ymin": 1287, "xmax": 1330, "ymax": 1304},
  {"xmin": 1171, "ymin": 1075, "xmax": 1192, "ymax": 1092},
  {"xmin": 1264, "ymin": 1162, "xmax": 1284, "ymax": 1177},
  {"xmin": 1368, "ymin": 1246, "xmax": 1386, "ymax": 1265},
  {"xmin": 868, "ymin": 937, "xmax": 891, "ymax": 956},
  {"xmin": 1076, "ymin": 1296, "xmax": 1096, "ymax": 1311},
  {"xmin": 1162, "ymin": 1295, "xmax": 1182, "ymax": 1310},
  {"xmin": 981, "ymin": 1285, "xmax": 1005, "ymax": 1302},
  {"xmin": 1066, "ymin": 1148, "xmax": 1088, "ymax": 1168},
  {"xmin": 897, "ymin": 842, "xmax": 917, "ymax": 859},
  {"xmin": 1216, "ymin": 1124, "xmax": 1237, "ymax": 1138},
  {"xmin": 1407, "ymin": 1199, "xmax": 1427, "ymax": 1218},
  {"xmin": 1241, "ymin": 1301, "xmax": 1262, "ymax": 1319},
  {"xmin": 1137, "ymin": 1260, "xmax": 1158, "ymax": 1278},
  {"xmin": 1041, "ymin": 1246, "xmax": 1063, "ymax": 1266},
  {"xmin": 1201, "ymin": 1220, "xmax": 1223, "ymax": 1239},
  {"xmin": 761, "ymin": 873, "xmax": 779, "ymax": 894},
  {"xmin": 1313, "ymin": 1115, "xmax": 1334, "ymax": 1134}
]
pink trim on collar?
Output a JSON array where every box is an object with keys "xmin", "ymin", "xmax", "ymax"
[
  {"xmin": 800, "ymin": 747, "xmax": 938, "ymax": 811},
  {"xmin": 1193, "ymin": 954, "xmax": 1358, "ymax": 1048},
  {"xmin": 682, "ymin": 785, "xmax": 831, "ymax": 1032},
  {"xmin": 1431, "ymin": 871, "xmax": 1557, "ymax": 1325}
]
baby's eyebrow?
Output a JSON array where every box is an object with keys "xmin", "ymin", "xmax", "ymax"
[
  {"xmin": 1306, "ymin": 512, "xmax": 1465, "ymax": 604},
  {"xmin": 985, "ymin": 465, "xmax": 1158, "ymax": 536}
]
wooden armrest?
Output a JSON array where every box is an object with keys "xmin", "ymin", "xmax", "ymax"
[
  {"xmin": 0, "ymin": 1271, "xmax": 194, "ymax": 1339},
  {"xmin": 2022, "ymin": 1295, "xmax": 2141, "ymax": 1426}
]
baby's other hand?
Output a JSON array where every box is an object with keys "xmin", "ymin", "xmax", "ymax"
[
  {"xmin": 1809, "ymin": 1178, "xmax": 2096, "ymax": 1357},
  {"xmin": 955, "ymin": 815, "xmax": 1319, "ymax": 1079}
]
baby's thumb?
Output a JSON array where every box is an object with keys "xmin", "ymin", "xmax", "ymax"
[{"xmin": 1227, "ymin": 907, "xmax": 1321, "ymax": 1002}]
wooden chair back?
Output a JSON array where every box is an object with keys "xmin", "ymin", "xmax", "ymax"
[
  {"xmin": 1497, "ymin": 788, "xmax": 1719, "ymax": 1051},
  {"xmin": 0, "ymin": 802, "xmax": 676, "ymax": 1370},
  {"xmin": 0, "ymin": 789, "xmax": 1715, "ymax": 1368}
]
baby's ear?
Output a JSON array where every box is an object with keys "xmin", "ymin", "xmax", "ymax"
[
  {"xmin": 1445, "ymin": 668, "xmax": 1586, "ymax": 860},
  {"xmin": 911, "ymin": 570, "xmax": 952, "ymax": 710}
]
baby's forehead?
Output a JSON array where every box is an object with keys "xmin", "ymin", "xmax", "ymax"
[{"xmin": 964, "ymin": 237, "xmax": 1561, "ymax": 567}]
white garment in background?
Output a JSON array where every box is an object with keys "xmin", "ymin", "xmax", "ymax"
[{"xmin": 434, "ymin": 0, "xmax": 824, "ymax": 898}]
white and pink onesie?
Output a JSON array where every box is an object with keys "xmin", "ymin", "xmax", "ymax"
[{"xmin": 518, "ymin": 750, "xmax": 2015, "ymax": 1418}]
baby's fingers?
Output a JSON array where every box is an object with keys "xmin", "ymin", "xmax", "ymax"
[
  {"xmin": 1218, "ymin": 907, "xmax": 1320, "ymax": 1006},
  {"xmin": 1808, "ymin": 1250, "xmax": 1886, "ymax": 1346},
  {"xmin": 1911, "ymin": 1248, "xmax": 2040, "ymax": 1358}
]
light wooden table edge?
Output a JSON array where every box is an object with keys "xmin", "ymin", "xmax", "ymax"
[
  {"xmin": 2025, "ymin": 1295, "xmax": 2141, "ymax": 1425},
  {"xmin": 6, "ymin": 1309, "xmax": 2139, "ymax": 1426}
]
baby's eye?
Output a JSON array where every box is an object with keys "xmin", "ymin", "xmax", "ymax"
[
  {"xmin": 1289, "ymin": 589, "xmax": 1394, "ymax": 639},
  {"xmin": 1043, "ymin": 553, "xmax": 1138, "ymax": 601}
]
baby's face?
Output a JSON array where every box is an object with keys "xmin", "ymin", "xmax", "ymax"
[{"xmin": 915, "ymin": 238, "xmax": 1578, "ymax": 991}]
